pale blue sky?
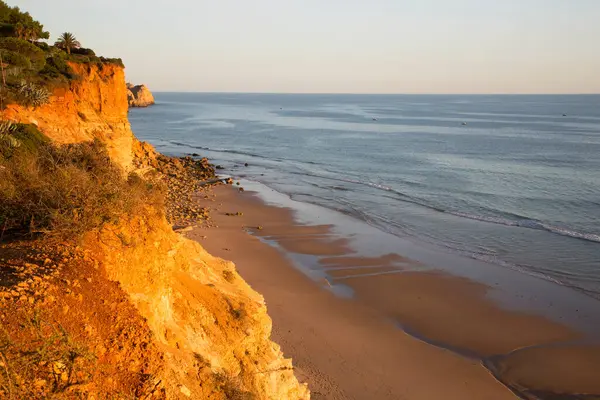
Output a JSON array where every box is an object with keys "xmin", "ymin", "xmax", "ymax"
[{"xmin": 19, "ymin": 0, "xmax": 600, "ymax": 93}]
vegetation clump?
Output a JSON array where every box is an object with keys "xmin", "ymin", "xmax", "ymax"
[{"xmin": 0, "ymin": 125, "xmax": 165, "ymax": 239}]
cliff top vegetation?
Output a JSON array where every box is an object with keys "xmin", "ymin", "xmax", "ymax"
[{"xmin": 0, "ymin": 0, "xmax": 123, "ymax": 109}]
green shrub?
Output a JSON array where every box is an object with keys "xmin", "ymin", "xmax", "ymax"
[
  {"xmin": 1, "ymin": 49, "xmax": 30, "ymax": 68},
  {"xmin": 0, "ymin": 37, "xmax": 45, "ymax": 70},
  {"xmin": 0, "ymin": 21, "xmax": 12, "ymax": 36},
  {"xmin": 38, "ymin": 62, "xmax": 61, "ymax": 79},
  {"xmin": 71, "ymin": 47, "xmax": 95, "ymax": 56},
  {"xmin": 10, "ymin": 123, "xmax": 48, "ymax": 152},
  {"xmin": 16, "ymin": 81, "xmax": 50, "ymax": 107},
  {"xmin": 0, "ymin": 134, "xmax": 165, "ymax": 238},
  {"xmin": 0, "ymin": 122, "xmax": 48, "ymax": 158},
  {"xmin": 0, "ymin": 1, "xmax": 49, "ymax": 41},
  {"xmin": 0, "ymin": 120, "xmax": 20, "ymax": 156},
  {"xmin": 67, "ymin": 53, "xmax": 103, "ymax": 65},
  {"xmin": 34, "ymin": 41, "xmax": 49, "ymax": 51},
  {"xmin": 40, "ymin": 54, "xmax": 74, "ymax": 79},
  {"xmin": 99, "ymin": 57, "xmax": 124, "ymax": 67}
]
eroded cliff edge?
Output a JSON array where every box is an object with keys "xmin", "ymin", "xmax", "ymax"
[
  {"xmin": 1, "ymin": 62, "xmax": 309, "ymax": 399},
  {"xmin": 3, "ymin": 62, "xmax": 135, "ymax": 170},
  {"xmin": 83, "ymin": 209, "xmax": 308, "ymax": 399}
]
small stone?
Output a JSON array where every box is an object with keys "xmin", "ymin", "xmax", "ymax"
[
  {"xmin": 179, "ymin": 385, "xmax": 192, "ymax": 397},
  {"xmin": 34, "ymin": 379, "xmax": 47, "ymax": 388},
  {"xmin": 52, "ymin": 361, "xmax": 66, "ymax": 374}
]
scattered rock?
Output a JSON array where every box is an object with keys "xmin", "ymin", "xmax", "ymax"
[
  {"xmin": 179, "ymin": 385, "xmax": 192, "ymax": 397},
  {"xmin": 153, "ymin": 154, "xmax": 217, "ymax": 226}
]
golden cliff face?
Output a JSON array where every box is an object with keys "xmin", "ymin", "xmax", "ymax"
[
  {"xmin": 83, "ymin": 210, "xmax": 310, "ymax": 400},
  {"xmin": 3, "ymin": 62, "xmax": 135, "ymax": 170}
]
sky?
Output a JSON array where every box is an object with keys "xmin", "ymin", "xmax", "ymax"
[{"xmin": 18, "ymin": 0, "xmax": 600, "ymax": 94}]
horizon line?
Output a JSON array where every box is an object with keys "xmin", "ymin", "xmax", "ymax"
[{"xmin": 151, "ymin": 91, "xmax": 600, "ymax": 96}]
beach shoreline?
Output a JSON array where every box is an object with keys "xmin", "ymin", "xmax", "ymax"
[{"xmin": 186, "ymin": 182, "xmax": 600, "ymax": 399}]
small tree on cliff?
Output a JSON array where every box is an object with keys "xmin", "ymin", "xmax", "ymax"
[{"xmin": 54, "ymin": 32, "xmax": 80, "ymax": 54}]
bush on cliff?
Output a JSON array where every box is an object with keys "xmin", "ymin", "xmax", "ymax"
[
  {"xmin": 0, "ymin": 0, "xmax": 49, "ymax": 41},
  {"xmin": 70, "ymin": 47, "xmax": 95, "ymax": 56},
  {"xmin": 0, "ymin": 128, "xmax": 165, "ymax": 238},
  {"xmin": 0, "ymin": 37, "xmax": 46, "ymax": 70},
  {"xmin": 40, "ymin": 52, "xmax": 75, "ymax": 80}
]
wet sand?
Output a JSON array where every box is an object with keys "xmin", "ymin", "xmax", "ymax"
[{"xmin": 189, "ymin": 184, "xmax": 600, "ymax": 400}]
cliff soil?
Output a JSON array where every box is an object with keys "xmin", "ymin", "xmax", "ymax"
[{"xmin": 0, "ymin": 239, "xmax": 166, "ymax": 399}]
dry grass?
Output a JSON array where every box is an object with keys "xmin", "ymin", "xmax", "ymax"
[
  {"xmin": 0, "ymin": 129, "xmax": 165, "ymax": 239},
  {"xmin": 213, "ymin": 372, "xmax": 256, "ymax": 400}
]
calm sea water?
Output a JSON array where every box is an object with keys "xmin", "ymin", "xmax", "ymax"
[{"xmin": 130, "ymin": 93, "xmax": 600, "ymax": 299}]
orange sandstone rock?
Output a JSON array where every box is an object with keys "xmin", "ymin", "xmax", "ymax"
[{"xmin": 3, "ymin": 62, "xmax": 135, "ymax": 170}]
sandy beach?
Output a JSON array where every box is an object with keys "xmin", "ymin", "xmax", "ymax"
[{"xmin": 190, "ymin": 184, "xmax": 600, "ymax": 400}]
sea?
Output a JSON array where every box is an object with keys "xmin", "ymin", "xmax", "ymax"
[{"xmin": 129, "ymin": 93, "xmax": 600, "ymax": 300}]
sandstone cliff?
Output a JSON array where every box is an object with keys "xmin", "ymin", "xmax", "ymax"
[
  {"xmin": 1, "ymin": 62, "xmax": 308, "ymax": 399},
  {"xmin": 84, "ymin": 209, "xmax": 309, "ymax": 399},
  {"xmin": 3, "ymin": 62, "xmax": 136, "ymax": 170},
  {"xmin": 128, "ymin": 83, "xmax": 155, "ymax": 107}
]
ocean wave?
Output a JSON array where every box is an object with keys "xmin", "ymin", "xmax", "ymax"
[
  {"xmin": 447, "ymin": 211, "xmax": 600, "ymax": 244},
  {"xmin": 540, "ymin": 225, "xmax": 600, "ymax": 243},
  {"xmin": 339, "ymin": 178, "xmax": 600, "ymax": 245},
  {"xmin": 168, "ymin": 141, "xmax": 274, "ymax": 161},
  {"xmin": 338, "ymin": 203, "xmax": 600, "ymax": 299},
  {"xmin": 287, "ymin": 171, "xmax": 600, "ymax": 245}
]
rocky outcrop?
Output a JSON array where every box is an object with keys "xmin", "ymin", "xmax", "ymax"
[
  {"xmin": 83, "ymin": 209, "xmax": 310, "ymax": 399},
  {"xmin": 3, "ymin": 62, "xmax": 136, "ymax": 170},
  {"xmin": 127, "ymin": 83, "xmax": 155, "ymax": 107}
]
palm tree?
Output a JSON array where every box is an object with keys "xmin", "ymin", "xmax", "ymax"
[
  {"xmin": 54, "ymin": 32, "xmax": 81, "ymax": 54},
  {"xmin": 14, "ymin": 23, "xmax": 26, "ymax": 40}
]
